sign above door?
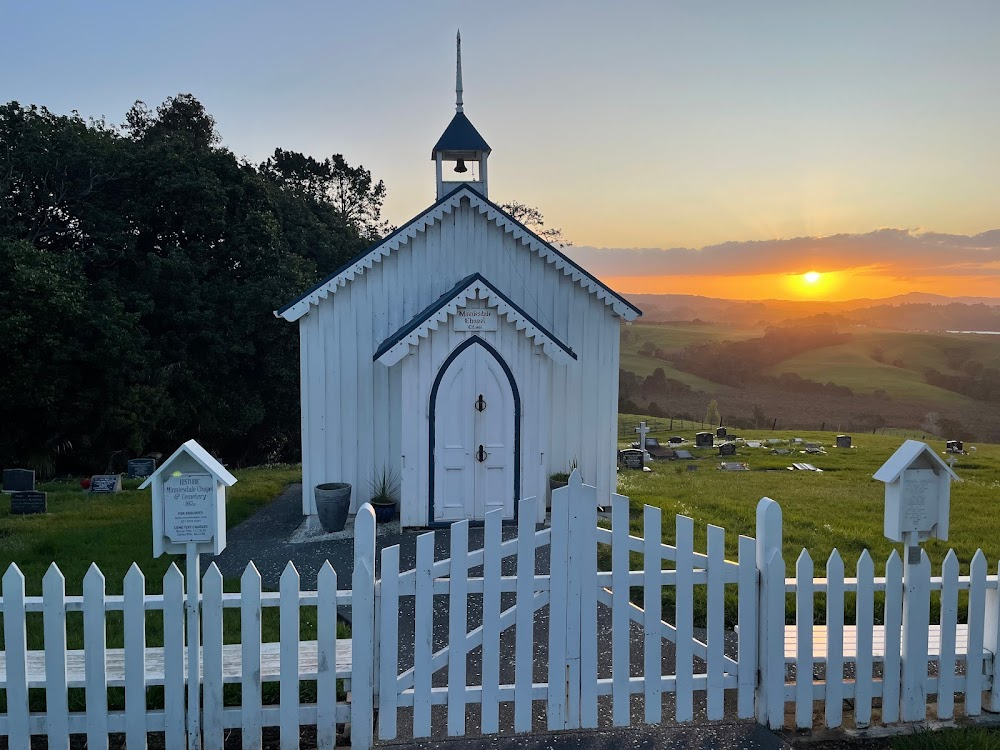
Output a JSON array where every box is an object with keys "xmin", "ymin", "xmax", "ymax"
[{"xmin": 453, "ymin": 308, "xmax": 497, "ymax": 332}]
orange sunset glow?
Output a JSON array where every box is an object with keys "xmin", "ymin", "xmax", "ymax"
[
  {"xmin": 601, "ymin": 271, "xmax": 1000, "ymax": 301},
  {"xmin": 567, "ymin": 230, "xmax": 1000, "ymax": 301}
]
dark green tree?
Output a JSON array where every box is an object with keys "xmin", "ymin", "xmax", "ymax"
[{"xmin": 0, "ymin": 95, "xmax": 387, "ymax": 473}]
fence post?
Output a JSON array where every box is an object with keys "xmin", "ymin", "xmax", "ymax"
[
  {"xmin": 351, "ymin": 504, "xmax": 377, "ymax": 750},
  {"xmin": 900, "ymin": 537, "xmax": 931, "ymax": 722},
  {"xmin": 984, "ymin": 561, "xmax": 1000, "ymax": 712},
  {"xmin": 756, "ymin": 497, "xmax": 785, "ymax": 729}
]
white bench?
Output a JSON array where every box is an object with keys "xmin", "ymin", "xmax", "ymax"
[
  {"xmin": 0, "ymin": 640, "xmax": 353, "ymax": 689},
  {"xmin": 783, "ymin": 623, "xmax": 994, "ymax": 671}
]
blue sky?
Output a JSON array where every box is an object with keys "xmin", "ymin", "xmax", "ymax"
[{"xmin": 3, "ymin": 1, "xmax": 998, "ymax": 297}]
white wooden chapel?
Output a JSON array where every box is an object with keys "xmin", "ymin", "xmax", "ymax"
[{"xmin": 275, "ymin": 34, "xmax": 641, "ymax": 528}]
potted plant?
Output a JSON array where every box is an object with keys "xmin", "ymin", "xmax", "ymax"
[
  {"xmin": 314, "ymin": 482, "xmax": 352, "ymax": 532},
  {"xmin": 548, "ymin": 459, "xmax": 577, "ymax": 509},
  {"xmin": 549, "ymin": 458, "xmax": 577, "ymax": 491},
  {"xmin": 369, "ymin": 465, "xmax": 400, "ymax": 523}
]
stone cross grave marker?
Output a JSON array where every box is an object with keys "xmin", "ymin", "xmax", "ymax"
[
  {"xmin": 635, "ymin": 421, "xmax": 650, "ymax": 448},
  {"xmin": 634, "ymin": 422, "xmax": 650, "ymax": 468}
]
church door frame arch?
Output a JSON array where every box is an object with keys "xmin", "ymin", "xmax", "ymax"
[{"xmin": 427, "ymin": 335, "xmax": 521, "ymax": 526}]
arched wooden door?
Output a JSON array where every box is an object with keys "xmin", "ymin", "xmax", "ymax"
[{"xmin": 431, "ymin": 338, "xmax": 517, "ymax": 523}]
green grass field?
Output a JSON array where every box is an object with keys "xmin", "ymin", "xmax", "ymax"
[
  {"xmin": 613, "ymin": 413, "xmax": 1000, "ymax": 626},
  {"xmin": 764, "ymin": 329, "xmax": 996, "ymax": 403},
  {"xmin": 614, "ymin": 420, "xmax": 1000, "ymax": 571},
  {"xmin": 1, "ymin": 465, "xmax": 302, "ymax": 597},
  {"xmin": 620, "ymin": 322, "xmax": 755, "ymax": 386},
  {"xmin": 620, "ymin": 323, "xmax": 998, "ymax": 407},
  {"xmin": 0, "ymin": 464, "xmax": 345, "ymax": 711}
]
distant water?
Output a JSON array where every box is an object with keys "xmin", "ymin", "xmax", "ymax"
[{"xmin": 946, "ymin": 330, "xmax": 1000, "ymax": 335}]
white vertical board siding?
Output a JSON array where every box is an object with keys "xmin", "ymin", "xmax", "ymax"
[{"xmin": 298, "ymin": 199, "xmax": 624, "ymax": 524}]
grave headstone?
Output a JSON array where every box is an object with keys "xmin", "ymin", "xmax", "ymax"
[
  {"xmin": 668, "ymin": 436, "xmax": 684, "ymax": 444},
  {"xmin": 674, "ymin": 449, "xmax": 694, "ymax": 460},
  {"xmin": 746, "ymin": 440, "xmax": 762, "ymax": 448},
  {"xmin": 10, "ymin": 491, "xmax": 47, "ymax": 515},
  {"xmin": 127, "ymin": 457, "xmax": 157, "ymax": 479},
  {"xmin": 3, "ymin": 468, "xmax": 35, "ymax": 494},
  {"xmin": 946, "ymin": 440, "xmax": 963, "ymax": 454},
  {"xmin": 773, "ymin": 448, "xmax": 791, "ymax": 456},
  {"xmin": 836, "ymin": 435, "xmax": 852, "ymax": 449},
  {"xmin": 695, "ymin": 432, "xmax": 714, "ymax": 448},
  {"xmin": 720, "ymin": 462, "xmax": 750, "ymax": 471},
  {"xmin": 618, "ymin": 448, "xmax": 645, "ymax": 470},
  {"xmin": 719, "ymin": 443, "xmax": 737, "ymax": 456},
  {"xmin": 768, "ymin": 438, "xmax": 782, "ymax": 445},
  {"xmin": 90, "ymin": 474, "xmax": 123, "ymax": 494},
  {"xmin": 716, "ymin": 427, "xmax": 727, "ymax": 438}
]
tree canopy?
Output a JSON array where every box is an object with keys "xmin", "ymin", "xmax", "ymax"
[{"xmin": 0, "ymin": 95, "xmax": 387, "ymax": 474}]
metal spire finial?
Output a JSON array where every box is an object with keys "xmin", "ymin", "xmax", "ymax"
[{"xmin": 456, "ymin": 30, "xmax": 464, "ymax": 113}]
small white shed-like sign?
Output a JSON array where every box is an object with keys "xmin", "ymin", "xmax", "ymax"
[
  {"xmin": 140, "ymin": 439, "xmax": 237, "ymax": 556},
  {"xmin": 874, "ymin": 440, "xmax": 959, "ymax": 543}
]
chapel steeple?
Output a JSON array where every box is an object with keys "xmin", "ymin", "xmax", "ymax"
[{"xmin": 432, "ymin": 31, "xmax": 491, "ymax": 199}]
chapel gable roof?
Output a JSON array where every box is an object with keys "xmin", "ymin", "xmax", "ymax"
[
  {"xmin": 274, "ymin": 184, "xmax": 642, "ymax": 323},
  {"xmin": 373, "ymin": 273, "xmax": 576, "ymax": 366}
]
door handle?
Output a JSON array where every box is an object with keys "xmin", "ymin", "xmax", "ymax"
[
  {"xmin": 475, "ymin": 394, "xmax": 487, "ymax": 412},
  {"xmin": 476, "ymin": 445, "xmax": 488, "ymax": 463}
]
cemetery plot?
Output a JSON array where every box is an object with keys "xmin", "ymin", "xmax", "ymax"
[
  {"xmin": 10, "ymin": 491, "xmax": 47, "ymax": 514},
  {"xmin": 127, "ymin": 457, "xmax": 157, "ymax": 478},
  {"xmin": 90, "ymin": 474, "xmax": 122, "ymax": 493},
  {"xmin": 3, "ymin": 468, "xmax": 35, "ymax": 493}
]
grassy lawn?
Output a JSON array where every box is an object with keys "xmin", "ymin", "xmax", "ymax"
[
  {"xmin": 891, "ymin": 727, "xmax": 1000, "ymax": 749},
  {"xmin": 1, "ymin": 464, "xmax": 302, "ymax": 596},
  {"xmin": 765, "ymin": 343, "xmax": 979, "ymax": 404},
  {"xmin": 614, "ymin": 423, "xmax": 1000, "ymax": 570},
  {"xmin": 1, "ymin": 465, "xmax": 308, "ymax": 654},
  {"xmin": 613, "ymin": 415, "xmax": 1000, "ymax": 626},
  {"xmin": 0, "ymin": 464, "xmax": 352, "ymax": 711},
  {"xmin": 619, "ymin": 321, "xmax": 756, "ymax": 386}
]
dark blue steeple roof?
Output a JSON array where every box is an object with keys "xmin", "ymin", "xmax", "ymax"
[{"xmin": 431, "ymin": 112, "xmax": 491, "ymax": 158}]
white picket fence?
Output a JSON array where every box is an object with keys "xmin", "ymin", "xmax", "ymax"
[
  {"xmin": 376, "ymin": 475, "xmax": 757, "ymax": 740},
  {"xmin": 755, "ymin": 497, "xmax": 1000, "ymax": 731},
  {"xmin": 4, "ymin": 480, "xmax": 1000, "ymax": 748},
  {"xmin": 0, "ymin": 507, "xmax": 376, "ymax": 750}
]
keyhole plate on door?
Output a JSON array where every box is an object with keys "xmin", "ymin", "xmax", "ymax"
[{"xmin": 475, "ymin": 394, "xmax": 487, "ymax": 412}]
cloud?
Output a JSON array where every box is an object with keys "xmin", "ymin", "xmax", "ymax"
[{"xmin": 562, "ymin": 229, "xmax": 1000, "ymax": 278}]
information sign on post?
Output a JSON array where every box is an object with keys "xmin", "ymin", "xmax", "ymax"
[
  {"xmin": 140, "ymin": 439, "xmax": 236, "ymax": 750},
  {"xmin": 875, "ymin": 440, "xmax": 958, "ymax": 544},
  {"xmin": 164, "ymin": 473, "xmax": 215, "ymax": 543},
  {"xmin": 874, "ymin": 440, "xmax": 960, "ymax": 722}
]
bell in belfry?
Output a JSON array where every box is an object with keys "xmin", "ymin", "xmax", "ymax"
[{"xmin": 454, "ymin": 158, "xmax": 468, "ymax": 173}]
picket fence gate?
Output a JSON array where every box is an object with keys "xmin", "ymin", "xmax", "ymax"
[{"xmin": 4, "ymin": 474, "xmax": 1000, "ymax": 749}]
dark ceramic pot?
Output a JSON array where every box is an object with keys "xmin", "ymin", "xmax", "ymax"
[
  {"xmin": 314, "ymin": 483, "xmax": 351, "ymax": 532},
  {"xmin": 371, "ymin": 501, "xmax": 397, "ymax": 523}
]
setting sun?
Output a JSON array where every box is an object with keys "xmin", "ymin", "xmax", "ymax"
[{"xmin": 804, "ymin": 271, "xmax": 822, "ymax": 284}]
